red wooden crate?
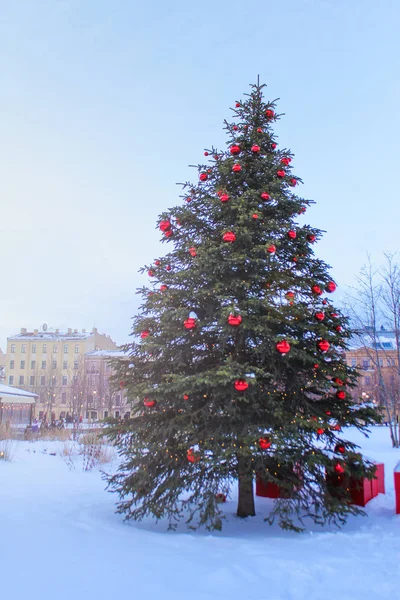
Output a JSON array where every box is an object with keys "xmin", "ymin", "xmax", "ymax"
[
  {"xmin": 255, "ymin": 478, "xmax": 281, "ymax": 498},
  {"xmin": 349, "ymin": 476, "xmax": 373, "ymax": 507},
  {"xmin": 394, "ymin": 461, "xmax": 400, "ymax": 515},
  {"xmin": 375, "ymin": 462, "xmax": 385, "ymax": 495}
]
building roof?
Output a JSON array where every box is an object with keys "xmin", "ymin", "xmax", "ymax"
[
  {"xmin": 85, "ymin": 350, "xmax": 129, "ymax": 358},
  {"xmin": 0, "ymin": 384, "xmax": 37, "ymax": 404}
]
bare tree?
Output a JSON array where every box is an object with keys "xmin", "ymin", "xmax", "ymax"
[{"xmin": 346, "ymin": 254, "xmax": 400, "ymax": 447}]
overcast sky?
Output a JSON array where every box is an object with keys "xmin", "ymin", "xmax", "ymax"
[{"xmin": 1, "ymin": 0, "xmax": 399, "ymax": 349}]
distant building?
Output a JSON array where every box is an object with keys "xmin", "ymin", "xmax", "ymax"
[
  {"xmin": 0, "ymin": 349, "xmax": 5, "ymax": 383},
  {"xmin": 5, "ymin": 325, "xmax": 118, "ymax": 421},
  {"xmin": 0, "ymin": 383, "xmax": 37, "ymax": 426},
  {"xmin": 84, "ymin": 350, "xmax": 130, "ymax": 420}
]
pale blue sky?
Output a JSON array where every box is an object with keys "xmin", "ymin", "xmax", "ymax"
[{"xmin": 1, "ymin": 0, "xmax": 399, "ymax": 348}]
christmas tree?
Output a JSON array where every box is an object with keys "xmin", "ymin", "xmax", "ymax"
[{"xmin": 106, "ymin": 80, "xmax": 380, "ymax": 531}]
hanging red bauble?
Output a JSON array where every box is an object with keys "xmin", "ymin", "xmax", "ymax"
[
  {"xmin": 230, "ymin": 145, "xmax": 241, "ymax": 155},
  {"xmin": 235, "ymin": 102, "xmax": 240, "ymax": 107},
  {"xmin": 334, "ymin": 378, "xmax": 344, "ymax": 386},
  {"xmin": 307, "ymin": 234, "xmax": 316, "ymax": 243},
  {"xmin": 159, "ymin": 220, "xmax": 171, "ymax": 232},
  {"xmin": 332, "ymin": 424, "xmax": 341, "ymax": 431},
  {"xmin": 325, "ymin": 410, "xmax": 331, "ymax": 416},
  {"xmin": 189, "ymin": 247, "xmax": 197, "ymax": 257},
  {"xmin": 266, "ymin": 244, "xmax": 276, "ymax": 254},
  {"xmin": 199, "ymin": 172, "xmax": 208, "ymax": 181},
  {"xmin": 257, "ymin": 127, "xmax": 263, "ymax": 133},
  {"xmin": 335, "ymin": 325, "xmax": 342, "ymax": 333},
  {"xmin": 287, "ymin": 230, "xmax": 297, "ymax": 239},
  {"xmin": 215, "ymin": 493, "xmax": 226, "ymax": 503},
  {"xmin": 187, "ymin": 448, "xmax": 200, "ymax": 463},
  {"xmin": 335, "ymin": 444, "xmax": 346, "ymax": 454},
  {"xmin": 205, "ymin": 152, "xmax": 209, "ymax": 156},
  {"xmin": 251, "ymin": 144, "xmax": 260, "ymax": 153},
  {"xmin": 265, "ymin": 109, "xmax": 275, "ymax": 119},
  {"xmin": 317, "ymin": 428, "xmax": 324, "ymax": 435},
  {"xmin": 164, "ymin": 229, "xmax": 173, "ymax": 238},
  {"xmin": 228, "ymin": 314, "xmax": 242, "ymax": 326},
  {"xmin": 311, "ymin": 416, "xmax": 318, "ymax": 421},
  {"xmin": 143, "ymin": 398, "xmax": 156, "ymax": 408},
  {"xmin": 259, "ymin": 437, "xmax": 271, "ymax": 450},
  {"xmin": 252, "ymin": 213, "xmax": 259, "ymax": 220},
  {"xmin": 154, "ymin": 260, "xmax": 161, "ymax": 266},
  {"xmin": 299, "ymin": 207, "xmax": 306, "ymax": 214},
  {"xmin": 260, "ymin": 192, "xmax": 270, "ymax": 200},
  {"xmin": 119, "ymin": 381, "xmax": 126, "ymax": 389},
  {"xmin": 234, "ymin": 379, "xmax": 249, "ymax": 391},
  {"xmin": 166, "ymin": 265, "xmax": 171, "ymax": 271},
  {"xmin": 271, "ymin": 143, "xmax": 277, "ymax": 150},
  {"xmin": 326, "ymin": 281, "xmax": 337, "ymax": 293},
  {"xmin": 315, "ymin": 312, "xmax": 325, "ymax": 321},
  {"xmin": 207, "ymin": 169, "xmax": 212, "ymax": 174},
  {"xmin": 285, "ymin": 291, "xmax": 295, "ymax": 300},
  {"xmin": 233, "ymin": 125, "xmax": 238, "ymax": 131},
  {"xmin": 334, "ymin": 462, "xmax": 345, "ymax": 474},
  {"xmin": 160, "ymin": 285, "xmax": 168, "ymax": 292},
  {"xmin": 314, "ymin": 363, "xmax": 319, "ymax": 369},
  {"xmin": 292, "ymin": 256, "xmax": 298, "ymax": 263},
  {"xmin": 183, "ymin": 394, "xmax": 189, "ymax": 401},
  {"xmin": 214, "ymin": 155, "xmax": 219, "ymax": 160},
  {"xmin": 331, "ymin": 312, "xmax": 338, "ymax": 318},
  {"xmin": 140, "ymin": 330, "xmax": 149, "ymax": 339},
  {"xmin": 276, "ymin": 340, "xmax": 291, "ymax": 355},
  {"xmin": 220, "ymin": 193, "xmax": 230, "ymax": 203},
  {"xmin": 281, "ymin": 157, "xmax": 291, "ymax": 166},
  {"xmin": 223, "ymin": 231, "xmax": 236, "ymax": 243},
  {"xmin": 312, "ymin": 285, "xmax": 322, "ymax": 295},
  {"xmin": 322, "ymin": 299, "xmax": 327, "ymax": 305},
  {"xmin": 290, "ymin": 178, "xmax": 297, "ymax": 187},
  {"xmin": 184, "ymin": 318, "xmax": 196, "ymax": 330},
  {"xmin": 318, "ymin": 339, "xmax": 330, "ymax": 353},
  {"xmin": 148, "ymin": 270, "xmax": 155, "ymax": 277},
  {"xmin": 277, "ymin": 169, "xmax": 285, "ymax": 178},
  {"xmin": 336, "ymin": 390, "xmax": 346, "ymax": 400},
  {"xmin": 232, "ymin": 164, "xmax": 242, "ymax": 173}
]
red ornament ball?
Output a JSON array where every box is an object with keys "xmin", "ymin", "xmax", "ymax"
[
  {"xmin": 259, "ymin": 437, "xmax": 271, "ymax": 450},
  {"xmin": 334, "ymin": 378, "xmax": 344, "ymax": 386},
  {"xmin": 287, "ymin": 230, "xmax": 297, "ymax": 240},
  {"xmin": 335, "ymin": 325, "xmax": 342, "ymax": 332},
  {"xmin": 335, "ymin": 444, "xmax": 346, "ymax": 454},
  {"xmin": 184, "ymin": 318, "xmax": 196, "ymax": 330},
  {"xmin": 317, "ymin": 428, "xmax": 325, "ymax": 435},
  {"xmin": 235, "ymin": 102, "xmax": 240, "ymax": 108},
  {"xmin": 233, "ymin": 125, "xmax": 238, "ymax": 131},
  {"xmin": 285, "ymin": 291, "xmax": 295, "ymax": 300},
  {"xmin": 307, "ymin": 234, "xmax": 316, "ymax": 243},
  {"xmin": 187, "ymin": 448, "xmax": 200, "ymax": 463},
  {"xmin": 281, "ymin": 157, "xmax": 291, "ymax": 166},
  {"xmin": 204, "ymin": 151, "xmax": 208, "ymax": 156},
  {"xmin": 312, "ymin": 285, "xmax": 322, "ymax": 295},
  {"xmin": 228, "ymin": 314, "xmax": 242, "ymax": 326},
  {"xmin": 234, "ymin": 379, "xmax": 249, "ymax": 391},
  {"xmin": 148, "ymin": 270, "xmax": 155, "ymax": 277},
  {"xmin": 183, "ymin": 394, "xmax": 189, "ymax": 401},
  {"xmin": 276, "ymin": 340, "xmax": 291, "ymax": 355},
  {"xmin": 314, "ymin": 363, "xmax": 319, "ymax": 369},
  {"xmin": 257, "ymin": 127, "xmax": 263, "ymax": 133},
  {"xmin": 199, "ymin": 172, "xmax": 208, "ymax": 181},
  {"xmin": 164, "ymin": 229, "xmax": 173, "ymax": 238},
  {"xmin": 166, "ymin": 265, "xmax": 171, "ymax": 271},
  {"xmin": 290, "ymin": 178, "xmax": 297, "ymax": 187},
  {"xmin": 260, "ymin": 192, "xmax": 270, "ymax": 200},
  {"xmin": 159, "ymin": 220, "xmax": 171, "ymax": 232},
  {"xmin": 143, "ymin": 398, "xmax": 156, "ymax": 408},
  {"xmin": 215, "ymin": 493, "xmax": 226, "ymax": 503},
  {"xmin": 220, "ymin": 193, "xmax": 230, "ymax": 203},
  {"xmin": 223, "ymin": 231, "xmax": 236, "ymax": 243},
  {"xmin": 318, "ymin": 339, "xmax": 330, "ymax": 353},
  {"xmin": 266, "ymin": 244, "xmax": 276, "ymax": 254},
  {"xmin": 251, "ymin": 144, "xmax": 261, "ymax": 153},
  {"xmin": 154, "ymin": 260, "xmax": 160, "ymax": 266},
  {"xmin": 326, "ymin": 281, "xmax": 337, "ymax": 293},
  {"xmin": 160, "ymin": 285, "xmax": 168, "ymax": 292},
  {"xmin": 230, "ymin": 144, "xmax": 241, "ymax": 155},
  {"xmin": 252, "ymin": 213, "xmax": 259, "ymax": 220},
  {"xmin": 331, "ymin": 312, "xmax": 339, "ymax": 318},
  {"xmin": 277, "ymin": 169, "xmax": 285, "ymax": 178},
  {"xmin": 336, "ymin": 390, "xmax": 346, "ymax": 400},
  {"xmin": 232, "ymin": 164, "xmax": 242, "ymax": 173},
  {"xmin": 265, "ymin": 109, "xmax": 275, "ymax": 119},
  {"xmin": 140, "ymin": 330, "xmax": 149, "ymax": 339},
  {"xmin": 189, "ymin": 247, "xmax": 197, "ymax": 257},
  {"xmin": 315, "ymin": 312, "xmax": 325, "ymax": 321},
  {"xmin": 334, "ymin": 462, "xmax": 345, "ymax": 474},
  {"xmin": 271, "ymin": 143, "xmax": 277, "ymax": 150},
  {"xmin": 299, "ymin": 207, "xmax": 306, "ymax": 214}
]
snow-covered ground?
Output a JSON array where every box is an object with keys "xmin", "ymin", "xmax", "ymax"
[{"xmin": 1, "ymin": 427, "xmax": 400, "ymax": 600}]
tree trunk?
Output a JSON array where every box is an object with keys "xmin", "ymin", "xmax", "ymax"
[{"xmin": 237, "ymin": 455, "xmax": 255, "ymax": 518}]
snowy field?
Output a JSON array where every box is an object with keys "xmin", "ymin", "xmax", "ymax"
[{"xmin": 1, "ymin": 427, "xmax": 399, "ymax": 600}]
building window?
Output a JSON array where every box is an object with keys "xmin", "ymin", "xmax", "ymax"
[
  {"xmin": 43, "ymin": 344, "xmax": 47, "ymax": 354},
  {"xmin": 20, "ymin": 360, "xmax": 26, "ymax": 369},
  {"xmin": 32, "ymin": 344, "xmax": 36, "ymax": 353},
  {"xmin": 388, "ymin": 358, "xmax": 395, "ymax": 367},
  {"xmin": 74, "ymin": 345, "xmax": 79, "ymax": 354},
  {"xmin": 63, "ymin": 361, "xmax": 68, "ymax": 369},
  {"xmin": 40, "ymin": 376, "xmax": 46, "ymax": 386},
  {"xmin": 115, "ymin": 411, "xmax": 120, "ymax": 418},
  {"xmin": 31, "ymin": 360, "xmax": 36, "ymax": 369},
  {"xmin": 73, "ymin": 376, "xmax": 78, "ymax": 384},
  {"xmin": 115, "ymin": 394, "xmax": 121, "ymax": 407},
  {"xmin": 8, "ymin": 375, "xmax": 14, "ymax": 385},
  {"xmin": 104, "ymin": 411, "xmax": 108, "ymax": 418},
  {"xmin": 364, "ymin": 376, "xmax": 371, "ymax": 386},
  {"xmin": 87, "ymin": 394, "xmax": 93, "ymax": 405},
  {"xmin": 9, "ymin": 360, "xmax": 14, "ymax": 370},
  {"xmin": 351, "ymin": 358, "xmax": 356, "ymax": 367},
  {"xmin": 362, "ymin": 359, "xmax": 370, "ymax": 370},
  {"xmin": 61, "ymin": 392, "xmax": 67, "ymax": 404},
  {"xmin": 62, "ymin": 376, "xmax": 68, "ymax": 386},
  {"xmin": 64, "ymin": 345, "xmax": 68, "ymax": 354},
  {"xmin": 53, "ymin": 345, "xmax": 58, "ymax": 354},
  {"xmin": 74, "ymin": 360, "xmax": 79, "ymax": 370},
  {"xmin": 19, "ymin": 375, "xmax": 24, "ymax": 385},
  {"xmin": 30, "ymin": 375, "xmax": 35, "ymax": 386},
  {"xmin": 41, "ymin": 361, "xmax": 47, "ymax": 370},
  {"xmin": 379, "ymin": 358, "xmax": 384, "ymax": 367},
  {"xmin": 52, "ymin": 360, "xmax": 57, "ymax": 369},
  {"xmin": 11, "ymin": 344, "xmax": 16, "ymax": 353},
  {"xmin": 21, "ymin": 344, "xmax": 26, "ymax": 353},
  {"xmin": 51, "ymin": 376, "xmax": 56, "ymax": 387},
  {"xmin": 91, "ymin": 411, "xmax": 98, "ymax": 420}
]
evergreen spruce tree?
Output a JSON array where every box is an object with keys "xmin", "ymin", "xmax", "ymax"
[{"xmin": 106, "ymin": 80, "xmax": 380, "ymax": 531}]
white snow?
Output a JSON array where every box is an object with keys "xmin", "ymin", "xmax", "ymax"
[{"xmin": 1, "ymin": 427, "xmax": 400, "ymax": 600}]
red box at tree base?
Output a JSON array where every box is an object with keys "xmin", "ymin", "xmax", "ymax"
[
  {"xmin": 349, "ymin": 476, "xmax": 373, "ymax": 507},
  {"xmin": 255, "ymin": 477, "xmax": 281, "ymax": 498},
  {"xmin": 371, "ymin": 463, "xmax": 385, "ymax": 497},
  {"xmin": 394, "ymin": 461, "xmax": 400, "ymax": 515}
]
